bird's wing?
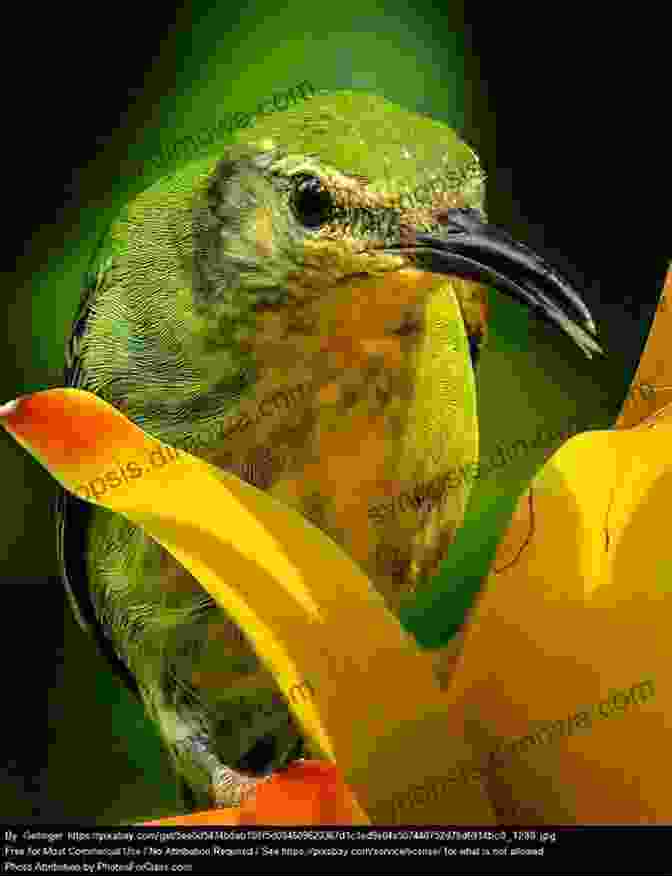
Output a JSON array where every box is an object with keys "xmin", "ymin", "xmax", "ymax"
[{"xmin": 56, "ymin": 232, "xmax": 142, "ymax": 697}]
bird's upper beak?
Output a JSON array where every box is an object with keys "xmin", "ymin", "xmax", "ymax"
[{"xmin": 385, "ymin": 207, "xmax": 603, "ymax": 359}]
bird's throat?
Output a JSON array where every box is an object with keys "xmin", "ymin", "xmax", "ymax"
[{"xmin": 199, "ymin": 269, "xmax": 482, "ymax": 615}]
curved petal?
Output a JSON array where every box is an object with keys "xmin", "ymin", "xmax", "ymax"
[
  {"xmin": 0, "ymin": 388, "xmax": 494, "ymax": 825},
  {"xmin": 445, "ymin": 271, "xmax": 672, "ymax": 823}
]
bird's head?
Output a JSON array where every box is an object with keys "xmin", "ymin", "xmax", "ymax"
[
  {"xmin": 182, "ymin": 89, "xmax": 600, "ymax": 369},
  {"xmin": 83, "ymin": 90, "xmax": 600, "ymax": 439}
]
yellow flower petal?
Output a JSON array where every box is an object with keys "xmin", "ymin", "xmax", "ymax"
[
  {"xmin": 0, "ymin": 388, "xmax": 494, "ymax": 825},
  {"xmin": 447, "ymin": 415, "xmax": 672, "ymax": 823}
]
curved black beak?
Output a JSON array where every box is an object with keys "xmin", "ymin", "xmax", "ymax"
[{"xmin": 385, "ymin": 208, "xmax": 604, "ymax": 359}]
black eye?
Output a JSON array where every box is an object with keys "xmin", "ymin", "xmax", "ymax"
[{"xmin": 290, "ymin": 174, "xmax": 334, "ymax": 228}]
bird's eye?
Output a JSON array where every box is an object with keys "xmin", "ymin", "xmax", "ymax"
[{"xmin": 290, "ymin": 174, "xmax": 334, "ymax": 228}]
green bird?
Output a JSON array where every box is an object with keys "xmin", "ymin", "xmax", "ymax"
[{"xmin": 56, "ymin": 90, "xmax": 603, "ymax": 813}]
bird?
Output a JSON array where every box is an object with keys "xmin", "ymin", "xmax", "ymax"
[{"xmin": 56, "ymin": 90, "xmax": 603, "ymax": 814}]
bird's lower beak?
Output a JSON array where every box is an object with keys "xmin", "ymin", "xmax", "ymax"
[{"xmin": 385, "ymin": 207, "xmax": 603, "ymax": 359}]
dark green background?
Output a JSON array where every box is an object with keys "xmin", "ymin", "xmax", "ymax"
[{"xmin": 1, "ymin": 0, "xmax": 668, "ymax": 823}]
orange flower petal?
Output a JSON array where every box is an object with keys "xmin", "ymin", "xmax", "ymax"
[
  {"xmin": 139, "ymin": 761, "xmax": 363, "ymax": 826},
  {"xmin": 250, "ymin": 760, "xmax": 364, "ymax": 825}
]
